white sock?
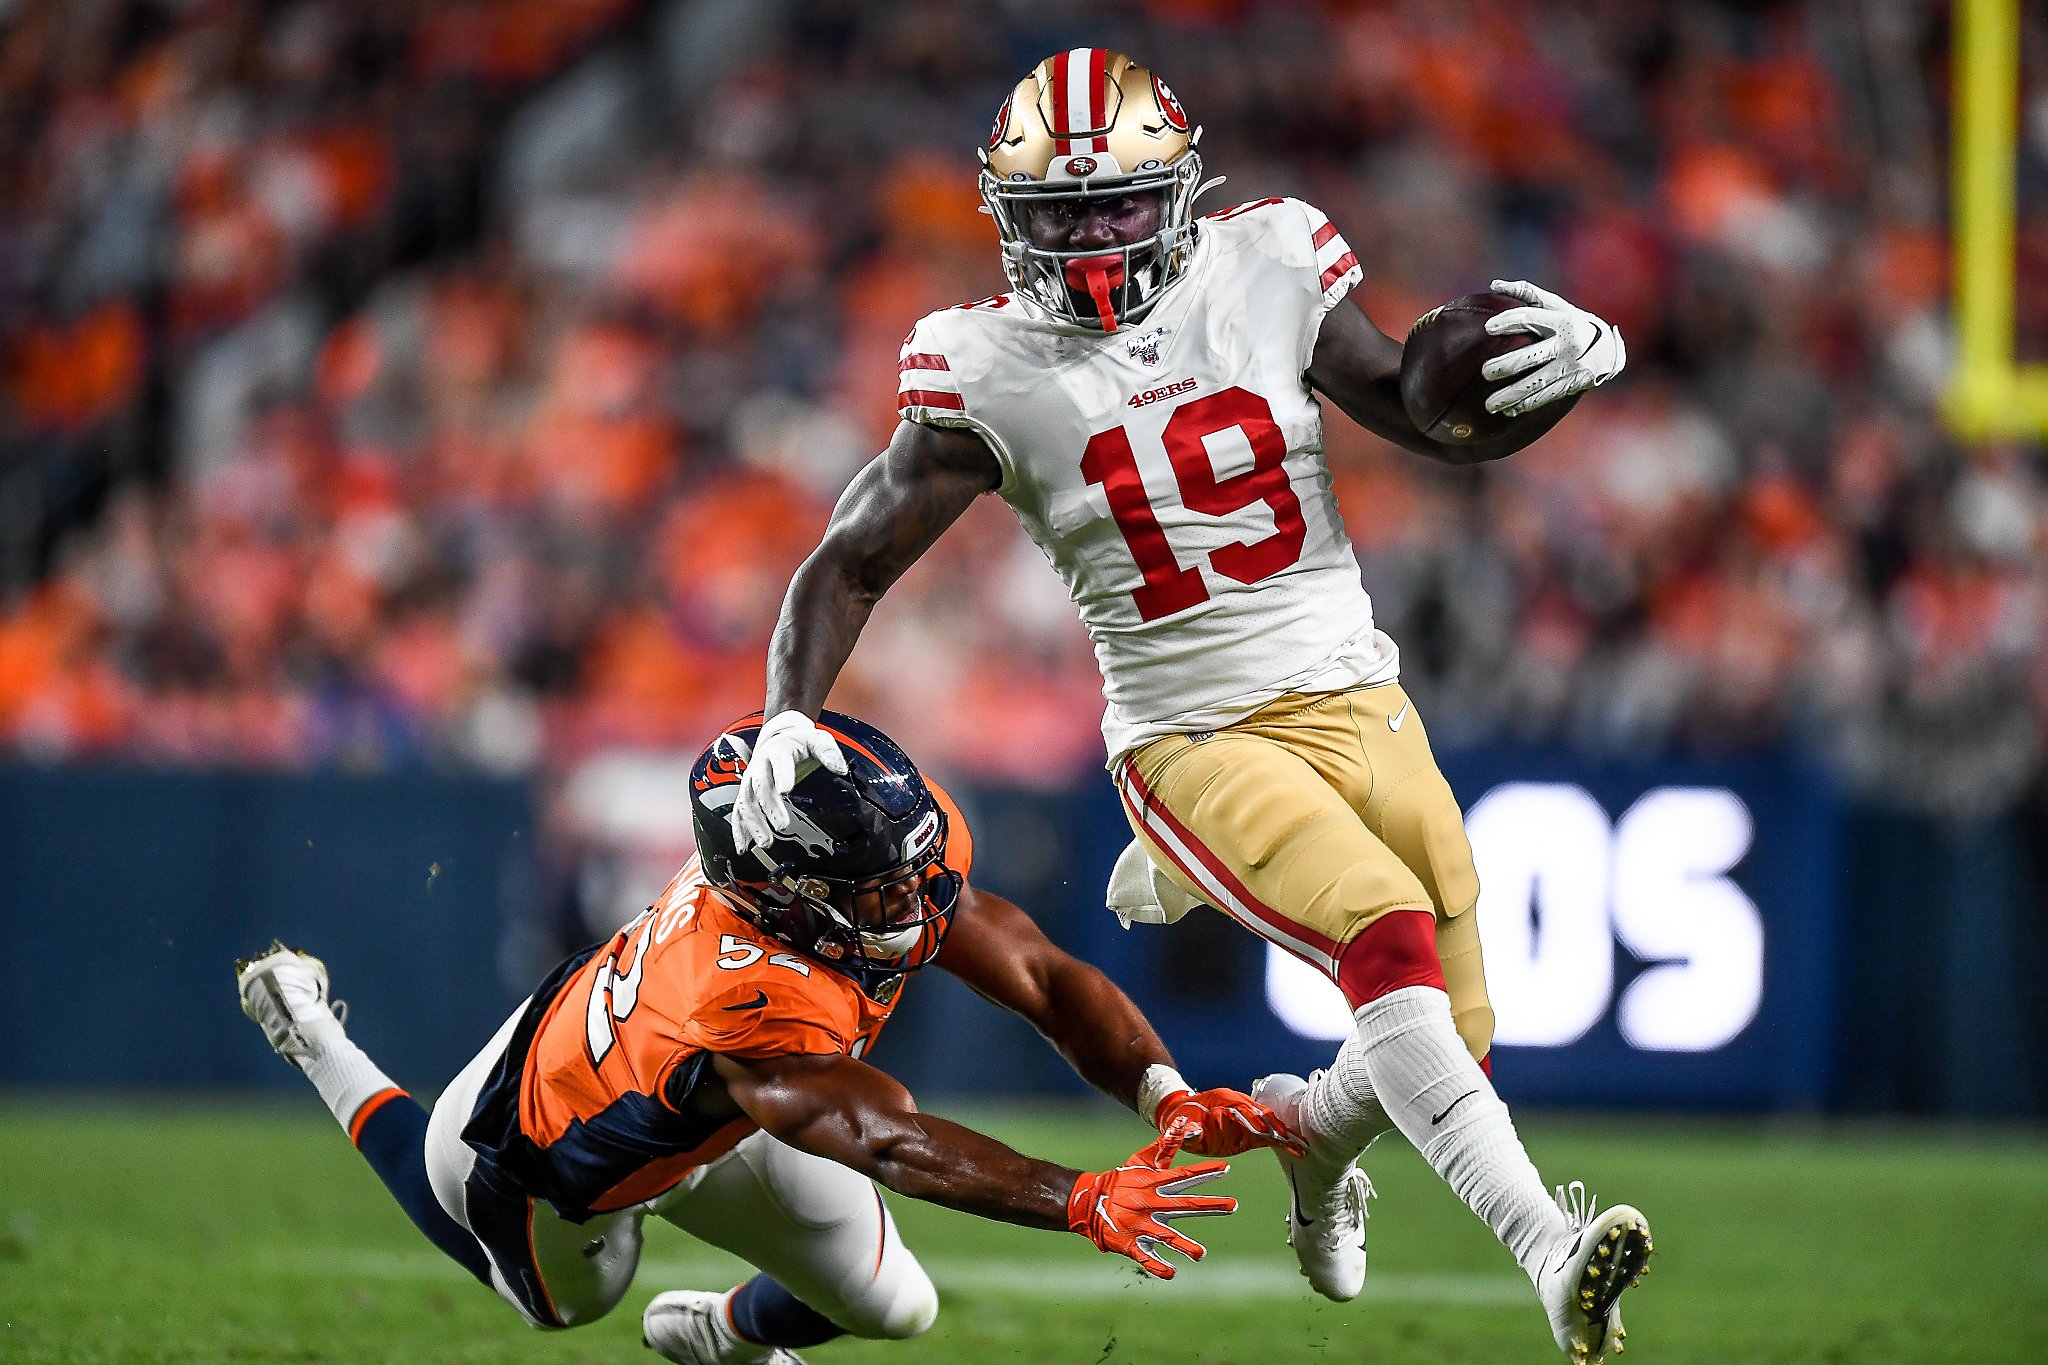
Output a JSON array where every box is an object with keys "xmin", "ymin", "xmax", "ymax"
[
  {"xmin": 1350, "ymin": 985, "xmax": 1565, "ymax": 1281},
  {"xmin": 296, "ymin": 1016, "xmax": 401, "ymax": 1132},
  {"xmin": 1299, "ymin": 1038, "xmax": 1396, "ymax": 1181}
]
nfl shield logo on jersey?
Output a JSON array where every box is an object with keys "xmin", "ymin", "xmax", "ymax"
[{"xmin": 1126, "ymin": 325, "xmax": 1169, "ymax": 366}]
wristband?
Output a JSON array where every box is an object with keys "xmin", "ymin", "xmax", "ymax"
[
  {"xmin": 1136, "ymin": 1064, "xmax": 1190, "ymax": 1127},
  {"xmin": 1066, "ymin": 1170, "xmax": 1103, "ymax": 1235}
]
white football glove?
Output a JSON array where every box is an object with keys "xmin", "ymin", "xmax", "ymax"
[
  {"xmin": 1480, "ymin": 279, "xmax": 1626, "ymax": 416},
  {"xmin": 730, "ymin": 710, "xmax": 848, "ymax": 853}
]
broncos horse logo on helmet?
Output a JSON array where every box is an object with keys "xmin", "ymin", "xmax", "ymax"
[{"xmin": 691, "ymin": 711, "xmax": 962, "ymax": 989}]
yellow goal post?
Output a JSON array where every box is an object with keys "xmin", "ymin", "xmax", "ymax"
[{"xmin": 1947, "ymin": 0, "xmax": 2048, "ymax": 439}]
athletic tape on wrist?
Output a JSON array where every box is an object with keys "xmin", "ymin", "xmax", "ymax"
[{"xmin": 1137, "ymin": 1064, "xmax": 1190, "ymax": 1127}]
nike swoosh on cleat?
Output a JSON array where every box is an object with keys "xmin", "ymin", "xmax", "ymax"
[
  {"xmin": 1542, "ymin": 1233, "xmax": 1580, "ymax": 1278},
  {"xmin": 1430, "ymin": 1091, "xmax": 1478, "ymax": 1126},
  {"xmin": 1286, "ymin": 1167, "xmax": 1316, "ymax": 1227},
  {"xmin": 721, "ymin": 990, "xmax": 769, "ymax": 1012},
  {"xmin": 1388, "ymin": 701, "xmax": 1411, "ymax": 732}
]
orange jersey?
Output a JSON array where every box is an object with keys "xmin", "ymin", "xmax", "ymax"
[{"xmin": 461, "ymin": 787, "xmax": 973, "ymax": 1222}]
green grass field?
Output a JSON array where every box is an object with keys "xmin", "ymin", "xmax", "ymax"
[{"xmin": 2, "ymin": 1102, "xmax": 2045, "ymax": 1364}]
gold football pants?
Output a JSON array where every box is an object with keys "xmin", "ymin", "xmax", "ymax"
[{"xmin": 1115, "ymin": 683, "xmax": 1494, "ymax": 1060}]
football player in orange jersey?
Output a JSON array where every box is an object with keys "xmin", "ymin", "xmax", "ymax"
[
  {"xmin": 733, "ymin": 47, "xmax": 1649, "ymax": 1365},
  {"xmin": 236, "ymin": 710, "xmax": 1298, "ymax": 1364}
]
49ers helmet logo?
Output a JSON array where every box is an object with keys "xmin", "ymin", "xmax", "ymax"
[
  {"xmin": 1065, "ymin": 155, "xmax": 1098, "ymax": 176},
  {"xmin": 987, "ymin": 96, "xmax": 1013, "ymax": 149},
  {"xmin": 1152, "ymin": 75, "xmax": 1189, "ymax": 131}
]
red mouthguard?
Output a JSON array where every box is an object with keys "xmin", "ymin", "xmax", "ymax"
[{"xmin": 1062, "ymin": 254, "xmax": 1127, "ymax": 332}]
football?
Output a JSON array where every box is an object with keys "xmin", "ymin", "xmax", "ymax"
[{"xmin": 1399, "ymin": 291, "xmax": 1531, "ymax": 444}]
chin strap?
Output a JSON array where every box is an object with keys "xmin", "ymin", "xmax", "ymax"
[{"xmin": 1063, "ymin": 253, "xmax": 1127, "ymax": 332}]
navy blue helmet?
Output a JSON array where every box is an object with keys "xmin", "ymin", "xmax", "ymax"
[{"xmin": 690, "ymin": 710, "xmax": 962, "ymax": 985}]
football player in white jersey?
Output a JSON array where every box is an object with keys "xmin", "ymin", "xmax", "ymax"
[{"xmin": 733, "ymin": 49, "xmax": 1647, "ymax": 1364}]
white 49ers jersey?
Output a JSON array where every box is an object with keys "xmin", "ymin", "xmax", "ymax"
[{"xmin": 898, "ymin": 197, "xmax": 1399, "ymax": 761}]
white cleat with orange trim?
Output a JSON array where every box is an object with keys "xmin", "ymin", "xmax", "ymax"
[{"xmin": 643, "ymin": 1290, "xmax": 806, "ymax": 1365}]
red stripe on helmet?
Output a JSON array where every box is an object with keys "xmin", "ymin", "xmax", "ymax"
[
  {"xmin": 1048, "ymin": 50, "xmax": 1071, "ymax": 133},
  {"xmin": 1088, "ymin": 48, "xmax": 1106, "ymax": 132},
  {"xmin": 898, "ymin": 389, "xmax": 965, "ymax": 411}
]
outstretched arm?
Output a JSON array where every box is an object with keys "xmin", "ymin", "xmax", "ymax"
[
  {"xmin": 765, "ymin": 419, "xmax": 1001, "ymax": 718},
  {"xmin": 1306, "ymin": 295, "xmax": 1580, "ymax": 467},
  {"xmin": 715, "ymin": 1048, "xmax": 1079, "ymax": 1226},
  {"xmin": 937, "ymin": 884, "xmax": 1303, "ymax": 1158},
  {"xmin": 712, "ymin": 1048, "xmax": 1235, "ymax": 1277}
]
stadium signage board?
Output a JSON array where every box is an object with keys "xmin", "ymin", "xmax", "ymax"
[{"xmin": 1093, "ymin": 748, "xmax": 1841, "ymax": 1112}]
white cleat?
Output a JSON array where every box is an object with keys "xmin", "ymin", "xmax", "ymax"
[
  {"xmin": 1536, "ymin": 1181, "xmax": 1653, "ymax": 1364},
  {"xmin": 643, "ymin": 1290, "xmax": 807, "ymax": 1365},
  {"xmin": 1251, "ymin": 1071, "xmax": 1372, "ymax": 1302},
  {"xmin": 234, "ymin": 940, "xmax": 346, "ymax": 1068}
]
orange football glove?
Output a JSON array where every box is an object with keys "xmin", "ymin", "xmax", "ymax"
[
  {"xmin": 1155, "ymin": 1087, "xmax": 1309, "ymax": 1158},
  {"xmin": 1066, "ymin": 1131, "xmax": 1236, "ymax": 1279}
]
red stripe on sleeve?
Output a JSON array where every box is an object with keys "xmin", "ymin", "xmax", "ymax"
[
  {"xmin": 1311, "ymin": 221, "xmax": 1339, "ymax": 250},
  {"xmin": 899, "ymin": 352, "xmax": 950, "ymax": 372},
  {"xmin": 1205, "ymin": 197, "xmax": 1285, "ymax": 222},
  {"xmin": 898, "ymin": 389, "xmax": 966, "ymax": 411},
  {"xmin": 1319, "ymin": 251, "xmax": 1359, "ymax": 291}
]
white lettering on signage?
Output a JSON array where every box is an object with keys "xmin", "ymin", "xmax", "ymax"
[{"xmin": 1265, "ymin": 784, "xmax": 1765, "ymax": 1053}]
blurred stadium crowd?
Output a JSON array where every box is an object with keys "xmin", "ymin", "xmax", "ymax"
[{"xmin": 1, "ymin": 0, "xmax": 2045, "ymax": 819}]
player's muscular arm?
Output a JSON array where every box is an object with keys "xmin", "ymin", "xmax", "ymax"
[
  {"xmin": 766, "ymin": 420, "xmax": 1001, "ymax": 717},
  {"xmin": 936, "ymin": 886, "xmax": 1171, "ymax": 1113},
  {"xmin": 712, "ymin": 1049, "xmax": 1078, "ymax": 1228},
  {"xmin": 1307, "ymin": 296, "xmax": 1578, "ymax": 467}
]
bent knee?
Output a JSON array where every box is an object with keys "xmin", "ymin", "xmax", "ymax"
[{"xmin": 848, "ymin": 1266, "xmax": 938, "ymax": 1340}]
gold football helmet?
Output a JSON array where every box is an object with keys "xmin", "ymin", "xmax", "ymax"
[{"xmin": 979, "ymin": 49, "xmax": 1215, "ymax": 332}]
